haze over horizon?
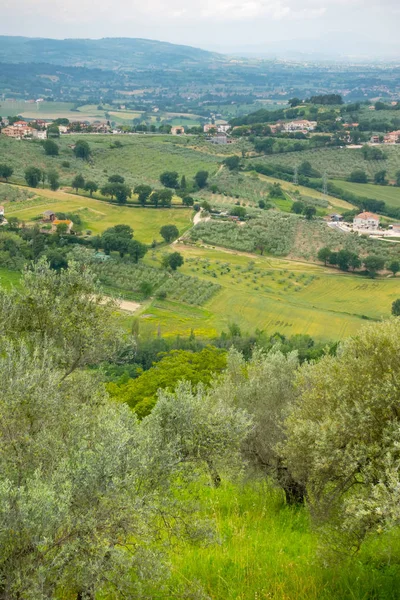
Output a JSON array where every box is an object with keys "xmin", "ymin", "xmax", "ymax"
[{"xmin": 1, "ymin": 0, "xmax": 399, "ymax": 59}]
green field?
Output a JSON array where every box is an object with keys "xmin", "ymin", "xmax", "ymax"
[
  {"xmin": 253, "ymin": 145, "xmax": 400, "ymax": 180},
  {"xmin": 139, "ymin": 245, "xmax": 398, "ymax": 340},
  {"xmin": 332, "ymin": 179, "xmax": 400, "ymax": 209},
  {"xmin": 0, "ymin": 134, "xmax": 223, "ymax": 189},
  {"xmin": 2, "ymin": 186, "xmax": 193, "ymax": 242}
]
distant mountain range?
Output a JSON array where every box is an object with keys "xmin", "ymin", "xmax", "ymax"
[{"xmin": 0, "ymin": 36, "xmax": 226, "ymax": 70}]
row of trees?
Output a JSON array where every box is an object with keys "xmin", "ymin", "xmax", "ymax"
[
  {"xmin": 349, "ymin": 168, "xmax": 400, "ymax": 186},
  {"xmin": 317, "ymin": 246, "xmax": 399, "ymax": 276}
]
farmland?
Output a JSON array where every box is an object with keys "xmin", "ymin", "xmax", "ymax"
[
  {"xmin": 254, "ymin": 145, "xmax": 400, "ymax": 180},
  {"xmin": 332, "ymin": 179, "xmax": 400, "ymax": 209},
  {"xmin": 138, "ymin": 244, "xmax": 397, "ymax": 341},
  {"xmin": 2, "ymin": 185, "xmax": 193, "ymax": 242},
  {"xmin": 0, "ymin": 134, "xmax": 223, "ymax": 188}
]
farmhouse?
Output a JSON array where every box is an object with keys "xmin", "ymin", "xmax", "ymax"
[
  {"xmin": 210, "ymin": 133, "xmax": 232, "ymax": 145},
  {"xmin": 353, "ymin": 212, "xmax": 380, "ymax": 230},
  {"xmin": 384, "ymin": 130, "xmax": 400, "ymax": 144},
  {"xmin": 204, "ymin": 124, "xmax": 217, "ymax": 133},
  {"xmin": 43, "ymin": 210, "xmax": 56, "ymax": 222},
  {"xmin": 283, "ymin": 120, "xmax": 317, "ymax": 132},
  {"xmin": 171, "ymin": 126, "xmax": 185, "ymax": 135},
  {"xmin": 370, "ymin": 135, "xmax": 380, "ymax": 144},
  {"xmin": 1, "ymin": 124, "xmax": 35, "ymax": 139}
]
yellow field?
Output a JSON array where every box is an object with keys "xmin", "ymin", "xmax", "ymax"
[
  {"xmin": 140, "ymin": 244, "xmax": 397, "ymax": 340},
  {"xmin": 3, "ymin": 186, "xmax": 193, "ymax": 243}
]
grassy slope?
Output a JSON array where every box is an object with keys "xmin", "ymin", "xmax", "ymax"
[
  {"xmin": 0, "ymin": 134, "xmax": 222, "ymax": 188},
  {"xmin": 252, "ymin": 145, "xmax": 400, "ymax": 180},
  {"xmin": 140, "ymin": 245, "xmax": 397, "ymax": 341},
  {"xmin": 162, "ymin": 481, "xmax": 400, "ymax": 600},
  {"xmin": 332, "ymin": 179, "xmax": 400, "ymax": 209},
  {"xmin": 3, "ymin": 185, "xmax": 193, "ymax": 243}
]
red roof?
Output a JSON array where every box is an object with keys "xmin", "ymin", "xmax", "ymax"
[{"xmin": 356, "ymin": 212, "xmax": 379, "ymax": 220}]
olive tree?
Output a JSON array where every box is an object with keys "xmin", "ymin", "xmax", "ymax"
[
  {"xmin": 0, "ymin": 343, "xmax": 194, "ymax": 598},
  {"xmin": 0, "ymin": 259, "xmax": 124, "ymax": 378},
  {"xmin": 283, "ymin": 319, "xmax": 400, "ymax": 553},
  {"xmin": 210, "ymin": 347, "xmax": 303, "ymax": 503},
  {"xmin": 143, "ymin": 381, "xmax": 252, "ymax": 488}
]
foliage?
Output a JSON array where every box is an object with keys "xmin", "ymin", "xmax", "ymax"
[
  {"xmin": 47, "ymin": 169, "xmax": 60, "ymax": 191},
  {"xmin": 284, "ymin": 319, "xmax": 400, "ymax": 553},
  {"xmin": 72, "ymin": 173, "xmax": 85, "ymax": 191},
  {"xmin": 163, "ymin": 251, "xmax": 184, "ymax": 271},
  {"xmin": 194, "ymin": 170, "xmax": 209, "ymax": 189},
  {"xmin": 108, "ymin": 346, "xmax": 227, "ymax": 418},
  {"xmin": 0, "ymin": 164, "xmax": 13, "ymax": 181},
  {"xmin": 160, "ymin": 171, "xmax": 179, "ymax": 189},
  {"xmin": 223, "ymin": 156, "xmax": 241, "ymax": 171},
  {"xmin": 392, "ymin": 299, "xmax": 400, "ymax": 316},
  {"xmin": 73, "ymin": 139, "xmax": 91, "ymax": 160},
  {"xmin": 160, "ymin": 224, "xmax": 179, "ymax": 243},
  {"xmin": 24, "ymin": 166, "xmax": 42, "ymax": 188},
  {"xmin": 363, "ymin": 254, "xmax": 385, "ymax": 277},
  {"xmin": 43, "ymin": 139, "xmax": 59, "ymax": 156},
  {"xmin": 84, "ymin": 180, "xmax": 98, "ymax": 196}
]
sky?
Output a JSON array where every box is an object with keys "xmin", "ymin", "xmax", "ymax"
[{"xmin": 1, "ymin": 0, "xmax": 400, "ymax": 57}]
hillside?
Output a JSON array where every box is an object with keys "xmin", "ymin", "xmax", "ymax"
[{"xmin": 0, "ymin": 36, "xmax": 224, "ymax": 70}]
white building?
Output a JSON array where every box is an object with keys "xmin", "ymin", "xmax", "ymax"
[
  {"xmin": 283, "ymin": 120, "xmax": 317, "ymax": 132},
  {"xmin": 353, "ymin": 212, "xmax": 380, "ymax": 230}
]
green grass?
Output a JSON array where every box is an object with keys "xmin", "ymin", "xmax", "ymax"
[
  {"xmin": 0, "ymin": 267, "xmax": 20, "ymax": 289},
  {"xmin": 252, "ymin": 145, "xmax": 400, "ymax": 180},
  {"xmin": 139, "ymin": 245, "xmax": 398, "ymax": 340},
  {"xmin": 2, "ymin": 185, "xmax": 193, "ymax": 243},
  {"xmin": 332, "ymin": 180, "xmax": 400, "ymax": 209},
  {"xmin": 160, "ymin": 480, "xmax": 400, "ymax": 600},
  {"xmin": 0, "ymin": 134, "xmax": 222, "ymax": 189}
]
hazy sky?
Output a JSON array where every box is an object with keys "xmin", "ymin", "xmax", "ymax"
[{"xmin": 2, "ymin": 0, "xmax": 400, "ymax": 56}]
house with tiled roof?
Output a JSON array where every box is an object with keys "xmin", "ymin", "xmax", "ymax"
[{"xmin": 353, "ymin": 212, "xmax": 380, "ymax": 230}]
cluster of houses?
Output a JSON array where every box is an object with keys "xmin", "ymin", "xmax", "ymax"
[
  {"xmin": 370, "ymin": 130, "xmax": 400, "ymax": 144},
  {"xmin": 0, "ymin": 118, "xmax": 111, "ymax": 139}
]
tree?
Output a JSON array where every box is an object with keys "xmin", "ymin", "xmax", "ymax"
[
  {"xmin": 0, "ymin": 260, "xmax": 123, "ymax": 377},
  {"xmin": 101, "ymin": 225, "xmax": 133, "ymax": 257},
  {"xmin": 46, "ymin": 124, "xmax": 60, "ymax": 138},
  {"xmin": 180, "ymin": 175, "xmax": 187, "ymax": 190},
  {"xmin": 84, "ymin": 180, "xmax": 98, "ymax": 197},
  {"xmin": 210, "ymin": 347, "xmax": 303, "ymax": 503},
  {"xmin": 230, "ymin": 206, "xmax": 246, "ymax": 219},
  {"xmin": 392, "ymin": 299, "xmax": 400, "ymax": 316},
  {"xmin": 291, "ymin": 201, "xmax": 305, "ymax": 214},
  {"xmin": 303, "ymin": 206, "xmax": 317, "ymax": 220},
  {"xmin": 108, "ymin": 174, "xmax": 125, "ymax": 184},
  {"xmin": 348, "ymin": 253, "xmax": 361, "ymax": 271},
  {"xmin": 140, "ymin": 281, "xmax": 153, "ymax": 297},
  {"xmin": 288, "ymin": 97, "xmax": 303, "ymax": 108},
  {"xmin": 73, "ymin": 140, "xmax": 91, "ymax": 160},
  {"xmin": 72, "ymin": 174, "xmax": 85, "ymax": 192},
  {"xmin": 24, "ymin": 166, "xmax": 42, "ymax": 188},
  {"xmin": 158, "ymin": 188, "xmax": 173, "ymax": 207},
  {"xmin": 160, "ymin": 171, "xmax": 179, "ymax": 189},
  {"xmin": 47, "ymin": 169, "xmax": 60, "ymax": 191},
  {"xmin": 223, "ymin": 155, "xmax": 241, "ymax": 171},
  {"xmin": 134, "ymin": 184, "xmax": 152, "ymax": 207},
  {"xmin": 182, "ymin": 195, "xmax": 194, "ymax": 206},
  {"xmin": 160, "ymin": 224, "xmax": 179, "ymax": 243},
  {"xmin": 349, "ymin": 169, "xmax": 367, "ymax": 183},
  {"xmin": 43, "ymin": 139, "xmax": 59, "ymax": 156},
  {"xmin": 128, "ymin": 239, "xmax": 147, "ymax": 263},
  {"xmin": 388, "ymin": 260, "xmax": 400, "ymax": 276},
  {"xmin": 298, "ymin": 161, "xmax": 320, "ymax": 178},
  {"xmin": 269, "ymin": 183, "xmax": 284, "ymax": 198},
  {"xmin": 108, "ymin": 347, "xmax": 227, "ymax": 418},
  {"xmin": 0, "ymin": 164, "xmax": 13, "ymax": 181},
  {"xmin": 317, "ymin": 247, "xmax": 331, "ymax": 265},
  {"xmin": 143, "ymin": 381, "xmax": 251, "ymax": 487},
  {"xmin": 374, "ymin": 170, "xmax": 388, "ymax": 185},
  {"xmin": 283, "ymin": 319, "xmax": 400, "ymax": 551},
  {"xmin": 115, "ymin": 183, "xmax": 131, "ymax": 205},
  {"xmin": 163, "ymin": 252, "xmax": 184, "ymax": 271},
  {"xmin": 194, "ymin": 170, "xmax": 209, "ymax": 189},
  {"xmin": 336, "ymin": 249, "xmax": 353, "ymax": 271},
  {"xmin": 254, "ymin": 138, "xmax": 275, "ymax": 154},
  {"xmin": 364, "ymin": 255, "xmax": 385, "ymax": 277},
  {"xmin": 396, "ymin": 170, "xmax": 400, "ymax": 187}
]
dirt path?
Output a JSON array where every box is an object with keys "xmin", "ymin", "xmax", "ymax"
[{"xmin": 117, "ymin": 299, "xmax": 141, "ymax": 312}]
